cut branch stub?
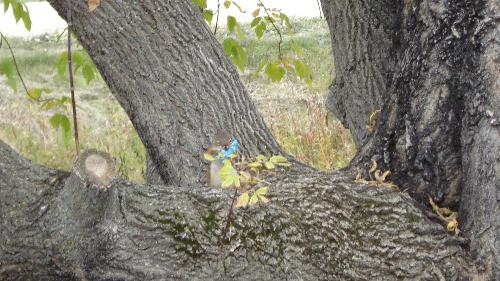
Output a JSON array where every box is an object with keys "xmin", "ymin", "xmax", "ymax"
[{"xmin": 73, "ymin": 149, "xmax": 117, "ymax": 188}]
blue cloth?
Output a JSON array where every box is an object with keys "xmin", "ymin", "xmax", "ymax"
[{"xmin": 217, "ymin": 138, "xmax": 238, "ymax": 160}]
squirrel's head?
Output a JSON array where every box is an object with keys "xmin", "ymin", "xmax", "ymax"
[{"xmin": 213, "ymin": 129, "xmax": 232, "ymax": 148}]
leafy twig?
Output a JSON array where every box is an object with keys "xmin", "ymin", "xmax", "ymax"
[
  {"xmin": 0, "ymin": 32, "xmax": 29, "ymax": 95},
  {"xmin": 257, "ymin": 0, "xmax": 282, "ymax": 59},
  {"xmin": 214, "ymin": 0, "xmax": 221, "ymax": 35},
  {"xmin": 66, "ymin": 0, "xmax": 80, "ymax": 155}
]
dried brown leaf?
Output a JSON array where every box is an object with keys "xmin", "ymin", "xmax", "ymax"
[{"xmin": 89, "ymin": 0, "xmax": 101, "ymax": 12}]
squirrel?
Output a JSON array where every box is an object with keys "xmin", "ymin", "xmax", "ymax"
[{"xmin": 207, "ymin": 130, "xmax": 233, "ymax": 188}]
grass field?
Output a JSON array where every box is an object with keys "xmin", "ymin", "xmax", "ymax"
[{"xmin": 0, "ymin": 17, "xmax": 355, "ymax": 183}]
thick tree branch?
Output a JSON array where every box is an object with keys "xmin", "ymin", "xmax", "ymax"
[{"xmin": 0, "ymin": 140, "xmax": 472, "ymax": 280}]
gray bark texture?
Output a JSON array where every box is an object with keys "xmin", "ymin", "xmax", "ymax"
[
  {"xmin": 0, "ymin": 0, "xmax": 498, "ymax": 280},
  {"xmin": 47, "ymin": 0, "xmax": 282, "ymax": 187},
  {"xmin": 321, "ymin": 0, "xmax": 499, "ymax": 278},
  {"xmin": 0, "ymin": 140, "xmax": 470, "ymax": 280}
]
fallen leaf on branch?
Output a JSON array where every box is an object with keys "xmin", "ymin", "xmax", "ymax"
[{"xmin": 89, "ymin": 0, "xmax": 101, "ymax": 12}]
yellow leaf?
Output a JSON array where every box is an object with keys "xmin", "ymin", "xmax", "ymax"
[
  {"xmin": 270, "ymin": 155, "xmax": 287, "ymax": 163},
  {"xmin": 256, "ymin": 154, "xmax": 267, "ymax": 161},
  {"xmin": 254, "ymin": 186, "xmax": 268, "ymax": 196},
  {"xmin": 248, "ymin": 162, "xmax": 262, "ymax": 169},
  {"xmin": 239, "ymin": 171, "xmax": 252, "ymax": 180},
  {"xmin": 203, "ymin": 153, "xmax": 216, "ymax": 161},
  {"xmin": 374, "ymin": 170, "xmax": 391, "ymax": 183},
  {"xmin": 264, "ymin": 161, "xmax": 275, "ymax": 170},
  {"xmin": 235, "ymin": 192, "xmax": 249, "ymax": 208},
  {"xmin": 249, "ymin": 193, "xmax": 259, "ymax": 205},
  {"xmin": 252, "ymin": 8, "xmax": 260, "ymax": 17},
  {"xmin": 367, "ymin": 109, "xmax": 381, "ymax": 132},
  {"xmin": 447, "ymin": 219, "xmax": 459, "ymax": 233},
  {"xmin": 258, "ymin": 195, "xmax": 270, "ymax": 203},
  {"xmin": 369, "ymin": 160, "xmax": 377, "ymax": 174},
  {"xmin": 88, "ymin": 0, "xmax": 101, "ymax": 12}
]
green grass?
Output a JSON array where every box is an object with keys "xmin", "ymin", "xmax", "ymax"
[{"xmin": 0, "ymin": 17, "xmax": 355, "ymax": 182}]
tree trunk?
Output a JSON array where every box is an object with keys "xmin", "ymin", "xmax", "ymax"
[
  {"xmin": 321, "ymin": 0, "xmax": 499, "ymax": 277},
  {"xmin": 47, "ymin": 0, "xmax": 282, "ymax": 187},
  {"xmin": 0, "ymin": 140, "xmax": 470, "ymax": 280}
]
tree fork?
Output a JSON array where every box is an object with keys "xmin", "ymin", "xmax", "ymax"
[
  {"xmin": 320, "ymin": 0, "xmax": 499, "ymax": 276},
  {"xmin": 47, "ymin": 0, "xmax": 282, "ymax": 187}
]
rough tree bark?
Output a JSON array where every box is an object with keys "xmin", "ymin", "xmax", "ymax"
[
  {"xmin": 0, "ymin": 0, "xmax": 498, "ymax": 280},
  {"xmin": 48, "ymin": 0, "xmax": 282, "ymax": 187},
  {"xmin": 0, "ymin": 140, "xmax": 469, "ymax": 280},
  {"xmin": 321, "ymin": 0, "xmax": 499, "ymax": 277}
]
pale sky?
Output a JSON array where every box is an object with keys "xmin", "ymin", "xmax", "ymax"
[{"xmin": 0, "ymin": 0, "xmax": 322, "ymax": 37}]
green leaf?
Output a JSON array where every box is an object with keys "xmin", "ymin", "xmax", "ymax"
[
  {"xmin": 56, "ymin": 52, "xmax": 68, "ymax": 77},
  {"xmin": 250, "ymin": 17, "xmax": 261, "ymax": 28},
  {"xmin": 3, "ymin": 0, "xmax": 10, "ymax": 13},
  {"xmin": 280, "ymin": 13, "xmax": 292, "ymax": 31},
  {"xmin": 255, "ymin": 22, "xmax": 266, "ymax": 39},
  {"xmin": 82, "ymin": 63, "xmax": 95, "ymax": 84},
  {"xmin": 12, "ymin": 1, "xmax": 22, "ymax": 22},
  {"xmin": 204, "ymin": 153, "xmax": 216, "ymax": 161},
  {"xmin": 264, "ymin": 161, "xmax": 275, "ymax": 170},
  {"xmin": 294, "ymin": 59, "xmax": 312, "ymax": 85},
  {"xmin": 202, "ymin": 9, "xmax": 213, "ymax": 24},
  {"xmin": 27, "ymin": 88, "xmax": 51, "ymax": 100},
  {"xmin": 236, "ymin": 24, "xmax": 245, "ymax": 40},
  {"xmin": 192, "ymin": 0, "xmax": 207, "ymax": 9},
  {"xmin": 220, "ymin": 159, "xmax": 240, "ymax": 188},
  {"xmin": 41, "ymin": 99, "xmax": 57, "ymax": 110},
  {"xmin": 254, "ymin": 186, "xmax": 268, "ymax": 196},
  {"xmin": 291, "ymin": 41, "xmax": 304, "ymax": 56},
  {"xmin": 222, "ymin": 38, "xmax": 247, "ymax": 71},
  {"xmin": 223, "ymin": 0, "xmax": 231, "ymax": 8},
  {"xmin": 265, "ymin": 61, "xmax": 285, "ymax": 82},
  {"xmin": 256, "ymin": 154, "xmax": 267, "ymax": 161},
  {"xmin": 235, "ymin": 192, "xmax": 249, "ymax": 208},
  {"xmin": 227, "ymin": 16, "xmax": 236, "ymax": 33},
  {"xmin": 254, "ymin": 187, "xmax": 270, "ymax": 204},
  {"xmin": 20, "ymin": 5, "xmax": 31, "ymax": 31},
  {"xmin": 251, "ymin": 8, "xmax": 260, "ymax": 17},
  {"xmin": 72, "ymin": 51, "xmax": 86, "ymax": 72},
  {"xmin": 50, "ymin": 113, "xmax": 72, "ymax": 147},
  {"xmin": 264, "ymin": 16, "xmax": 274, "ymax": 23},
  {"xmin": 57, "ymin": 97, "xmax": 71, "ymax": 105},
  {"xmin": 0, "ymin": 60, "xmax": 16, "ymax": 91}
]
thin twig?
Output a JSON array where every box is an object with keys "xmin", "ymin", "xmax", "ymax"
[
  {"xmin": 214, "ymin": 0, "xmax": 221, "ymax": 35},
  {"xmin": 219, "ymin": 188, "xmax": 238, "ymax": 249},
  {"xmin": 257, "ymin": 0, "xmax": 283, "ymax": 59},
  {"xmin": 66, "ymin": 0, "xmax": 80, "ymax": 155},
  {"xmin": 0, "ymin": 32, "xmax": 29, "ymax": 95}
]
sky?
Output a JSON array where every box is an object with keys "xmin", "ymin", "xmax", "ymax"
[{"xmin": 0, "ymin": 0, "xmax": 323, "ymax": 37}]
